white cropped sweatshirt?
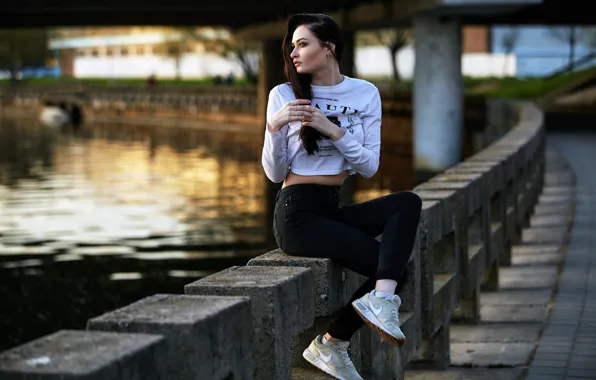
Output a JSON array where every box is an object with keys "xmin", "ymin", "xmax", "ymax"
[{"xmin": 261, "ymin": 76, "xmax": 382, "ymax": 183}]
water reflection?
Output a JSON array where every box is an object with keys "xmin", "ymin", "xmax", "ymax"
[
  {"xmin": 0, "ymin": 119, "xmax": 268, "ymax": 351},
  {"xmin": 0, "ymin": 121, "xmax": 267, "ymax": 245}
]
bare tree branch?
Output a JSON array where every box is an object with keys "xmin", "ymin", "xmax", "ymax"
[
  {"xmin": 178, "ymin": 27, "xmax": 259, "ymax": 84},
  {"xmin": 500, "ymin": 27, "xmax": 520, "ymax": 76},
  {"xmin": 372, "ymin": 28, "xmax": 413, "ymax": 81},
  {"xmin": 547, "ymin": 26, "xmax": 578, "ymax": 71}
]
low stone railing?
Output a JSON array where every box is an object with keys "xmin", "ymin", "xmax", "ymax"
[
  {"xmin": 0, "ymin": 85, "xmax": 259, "ymax": 122},
  {"xmin": 0, "ymin": 101, "xmax": 544, "ymax": 380},
  {"xmin": 0, "ymin": 86, "xmax": 486, "ymax": 130}
]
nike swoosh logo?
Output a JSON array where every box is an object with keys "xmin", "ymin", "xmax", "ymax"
[
  {"xmin": 317, "ymin": 348, "xmax": 333, "ymax": 363},
  {"xmin": 369, "ymin": 299, "xmax": 383, "ymax": 315}
]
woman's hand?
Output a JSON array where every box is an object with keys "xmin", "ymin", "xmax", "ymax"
[
  {"xmin": 302, "ymin": 106, "xmax": 345, "ymax": 141},
  {"xmin": 267, "ymin": 99, "xmax": 313, "ymax": 132}
]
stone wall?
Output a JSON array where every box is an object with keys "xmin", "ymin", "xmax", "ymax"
[{"xmin": 0, "ymin": 100, "xmax": 545, "ymax": 380}]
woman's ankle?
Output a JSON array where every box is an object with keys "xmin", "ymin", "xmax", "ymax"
[
  {"xmin": 375, "ymin": 279, "xmax": 398, "ymax": 294},
  {"xmin": 323, "ymin": 333, "xmax": 345, "ymax": 343}
]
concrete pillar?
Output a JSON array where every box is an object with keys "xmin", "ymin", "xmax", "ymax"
[
  {"xmin": 413, "ymin": 16, "xmax": 463, "ymax": 184},
  {"xmin": 258, "ymin": 38, "xmax": 285, "ymax": 246}
]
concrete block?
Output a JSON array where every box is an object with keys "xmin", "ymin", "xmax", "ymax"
[
  {"xmin": 410, "ymin": 325, "xmax": 451, "ymax": 370},
  {"xmin": 247, "ymin": 249, "xmax": 366, "ymax": 317},
  {"xmin": 481, "ymin": 289, "xmax": 553, "ymax": 306},
  {"xmin": 400, "ymin": 312, "xmax": 421, "ymax": 363},
  {"xmin": 184, "ymin": 265, "xmax": 314, "ymax": 380},
  {"xmin": 499, "ymin": 266, "xmax": 557, "ymax": 290},
  {"xmin": 0, "ymin": 330, "xmax": 165, "ymax": 380},
  {"xmin": 450, "ymin": 342, "xmax": 534, "ymax": 367},
  {"xmin": 431, "ymin": 274, "xmax": 458, "ymax": 336},
  {"xmin": 413, "ymin": 189, "xmax": 463, "ymax": 234},
  {"xmin": 451, "ymin": 322, "xmax": 541, "ymax": 343},
  {"xmin": 87, "ymin": 294, "xmax": 252, "ymax": 380},
  {"xmin": 481, "ymin": 304, "xmax": 547, "ymax": 323},
  {"xmin": 360, "ymin": 328, "xmax": 403, "ymax": 380},
  {"xmin": 463, "ymin": 244, "xmax": 484, "ymax": 295},
  {"xmin": 491, "ymin": 222, "xmax": 506, "ymax": 266}
]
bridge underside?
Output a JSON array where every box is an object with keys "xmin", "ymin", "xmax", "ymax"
[{"xmin": 0, "ymin": 0, "xmax": 593, "ymax": 29}]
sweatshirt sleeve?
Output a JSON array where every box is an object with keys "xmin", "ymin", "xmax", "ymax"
[
  {"xmin": 331, "ymin": 89, "xmax": 381, "ymax": 178},
  {"xmin": 261, "ymin": 87, "xmax": 290, "ymax": 183}
]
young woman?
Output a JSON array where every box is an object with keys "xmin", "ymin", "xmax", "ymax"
[{"xmin": 261, "ymin": 13, "xmax": 422, "ymax": 380}]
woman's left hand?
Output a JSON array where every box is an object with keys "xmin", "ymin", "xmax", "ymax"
[{"xmin": 302, "ymin": 107, "xmax": 345, "ymax": 141}]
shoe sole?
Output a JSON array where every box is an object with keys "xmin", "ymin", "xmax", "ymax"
[
  {"xmin": 302, "ymin": 349, "xmax": 346, "ymax": 380},
  {"xmin": 352, "ymin": 299, "xmax": 406, "ymax": 347}
]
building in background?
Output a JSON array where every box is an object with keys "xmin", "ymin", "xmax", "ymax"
[
  {"xmin": 49, "ymin": 25, "xmax": 511, "ymax": 80},
  {"xmin": 49, "ymin": 27, "xmax": 243, "ymax": 79},
  {"xmin": 49, "ymin": 25, "xmax": 595, "ymax": 80}
]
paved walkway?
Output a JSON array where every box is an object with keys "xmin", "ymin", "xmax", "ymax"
[{"xmin": 526, "ymin": 132, "xmax": 596, "ymax": 380}]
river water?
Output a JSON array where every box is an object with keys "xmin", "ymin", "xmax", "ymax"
[
  {"xmin": 0, "ymin": 116, "xmax": 408, "ymax": 351},
  {"xmin": 0, "ymin": 118, "xmax": 272, "ymax": 351}
]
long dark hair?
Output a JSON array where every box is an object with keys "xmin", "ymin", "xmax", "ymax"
[{"xmin": 282, "ymin": 13, "xmax": 344, "ymax": 155}]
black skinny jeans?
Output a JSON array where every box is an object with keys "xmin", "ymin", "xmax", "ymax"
[{"xmin": 273, "ymin": 183, "xmax": 422, "ymax": 341}]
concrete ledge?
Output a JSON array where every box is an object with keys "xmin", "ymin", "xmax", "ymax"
[
  {"xmin": 87, "ymin": 294, "xmax": 253, "ymax": 380},
  {"xmin": 0, "ymin": 330, "xmax": 165, "ymax": 380},
  {"xmin": 464, "ymin": 244, "xmax": 485, "ymax": 295},
  {"xmin": 432, "ymin": 274, "xmax": 459, "ymax": 337},
  {"xmin": 184, "ymin": 265, "xmax": 314, "ymax": 380},
  {"xmin": 247, "ymin": 248, "xmax": 366, "ymax": 317},
  {"xmin": 491, "ymin": 222, "xmax": 506, "ymax": 265}
]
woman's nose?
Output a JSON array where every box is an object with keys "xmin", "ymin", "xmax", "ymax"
[{"xmin": 290, "ymin": 48, "xmax": 298, "ymax": 58}]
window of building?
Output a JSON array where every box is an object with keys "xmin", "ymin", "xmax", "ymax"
[
  {"xmin": 153, "ymin": 45, "xmax": 165, "ymax": 55},
  {"xmin": 136, "ymin": 46, "xmax": 145, "ymax": 55},
  {"xmin": 121, "ymin": 47, "xmax": 128, "ymax": 56},
  {"xmin": 106, "ymin": 47, "xmax": 114, "ymax": 56}
]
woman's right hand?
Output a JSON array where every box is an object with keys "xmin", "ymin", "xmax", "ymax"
[{"xmin": 267, "ymin": 99, "xmax": 313, "ymax": 132}]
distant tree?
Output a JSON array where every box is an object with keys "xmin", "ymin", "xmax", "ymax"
[
  {"xmin": 375, "ymin": 29, "xmax": 412, "ymax": 82},
  {"xmin": 547, "ymin": 26, "xmax": 578, "ymax": 71},
  {"xmin": 177, "ymin": 27, "xmax": 259, "ymax": 84},
  {"xmin": 217, "ymin": 38, "xmax": 259, "ymax": 84},
  {"xmin": 500, "ymin": 27, "xmax": 521, "ymax": 76},
  {"xmin": 0, "ymin": 29, "xmax": 50, "ymax": 84},
  {"xmin": 165, "ymin": 40, "xmax": 185, "ymax": 80},
  {"xmin": 357, "ymin": 28, "xmax": 413, "ymax": 81}
]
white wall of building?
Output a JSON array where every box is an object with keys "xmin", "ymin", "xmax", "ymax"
[
  {"xmin": 74, "ymin": 53, "xmax": 247, "ymax": 78},
  {"xmin": 356, "ymin": 45, "xmax": 516, "ymax": 79},
  {"xmin": 72, "ymin": 45, "xmax": 516, "ymax": 79}
]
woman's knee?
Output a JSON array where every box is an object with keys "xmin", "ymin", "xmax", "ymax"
[{"xmin": 391, "ymin": 190, "xmax": 422, "ymax": 213}]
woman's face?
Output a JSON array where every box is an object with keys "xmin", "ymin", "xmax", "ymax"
[{"xmin": 290, "ymin": 25, "xmax": 329, "ymax": 74}]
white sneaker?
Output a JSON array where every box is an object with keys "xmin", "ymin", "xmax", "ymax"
[
  {"xmin": 302, "ymin": 335, "xmax": 363, "ymax": 380},
  {"xmin": 352, "ymin": 290, "xmax": 406, "ymax": 346}
]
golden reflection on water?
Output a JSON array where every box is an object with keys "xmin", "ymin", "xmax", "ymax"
[{"xmin": 0, "ymin": 120, "xmax": 268, "ymax": 245}]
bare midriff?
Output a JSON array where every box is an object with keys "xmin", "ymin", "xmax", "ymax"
[{"xmin": 282, "ymin": 170, "xmax": 349, "ymax": 188}]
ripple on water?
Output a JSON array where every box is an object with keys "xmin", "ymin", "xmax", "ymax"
[{"xmin": 0, "ymin": 118, "xmax": 269, "ymax": 351}]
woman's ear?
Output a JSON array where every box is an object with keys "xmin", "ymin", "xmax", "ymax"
[{"xmin": 326, "ymin": 42, "xmax": 336, "ymax": 56}]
